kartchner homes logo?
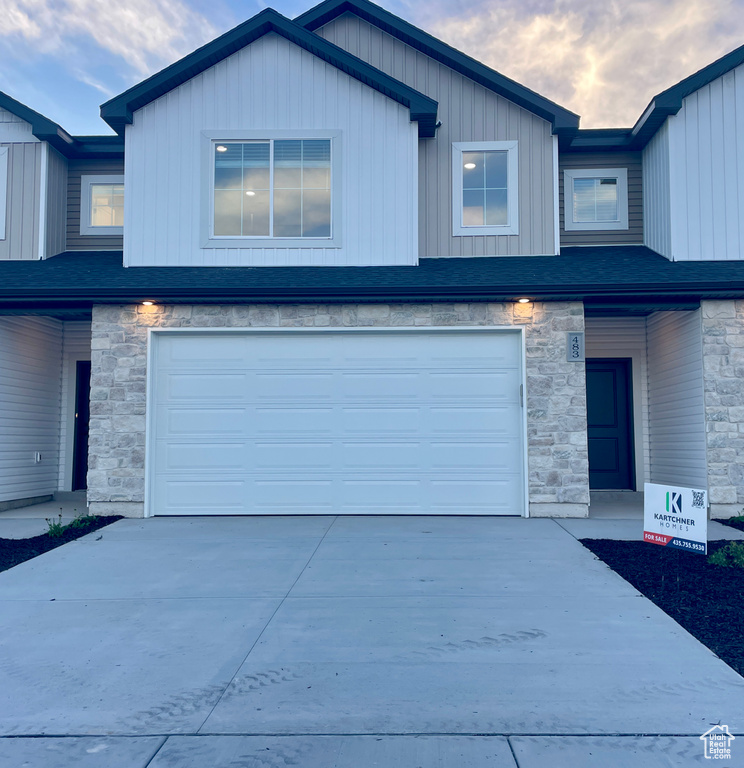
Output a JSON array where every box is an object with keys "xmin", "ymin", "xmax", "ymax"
[{"xmin": 666, "ymin": 491, "xmax": 682, "ymax": 515}]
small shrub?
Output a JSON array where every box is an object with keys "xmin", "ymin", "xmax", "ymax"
[
  {"xmin": 730, "ymin": 513, "xmax": 744, "ymax": 524},
  {"xmin": 709, "ymin": 542, "xmax": 744, "ymax": 569},
  {"xmin": 45, "ymin": 513, "xmax": 65, "ymax": 538},
  {"xmin": 67, "ymin": 510, "xmax": 95, "ymax": 531}
]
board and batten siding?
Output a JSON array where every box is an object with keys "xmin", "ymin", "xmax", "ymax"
[
  {"xmin": 666, "ymin": 62, "xmax": 744, "ymax": 260},
  {"xmin": 316, "ymin": 13, "xmax": 556, "ymax": 258},
  {"xmin": 646, "ymin": 310, "xmax": 707, "ymax": 488},
  {"xmin": 0, "ymin": 142, "xmax": 41, "ymax": 260},
  {"xmin": 560, "ymin": 152, "xmax": 643, "ymax": 246},
  {"xmin": 66, "ymin": 158, "xmax": 124, "ymax": 251},
  {"xmin": 46, "ymin": 147, "xmax": 68, "ymax": 258},
  {"xmin": 585, "ymin": 318, "xmax": 649, "ymax": 488},
  {"xmin": 58, "ymin": 322, "xmax": 91, "ymax": 492},
  {"xmin": 642, "ymin": 121, "xmax": 672, "ymax": 259},
  {"xmin": 124, "ymin": 32, "xmax": 418, "ymax": 267},
  {"xmin": 0, "ymin": 317, "xmax": 63, "ymax": 503}
]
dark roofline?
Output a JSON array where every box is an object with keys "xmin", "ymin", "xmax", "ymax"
[
  {"xmin": 0, "ymin": 90, "xmax": 75, "ymax": 153},
  {"xmin": 2, "ymin": 247, "xmax": 744, "ymax": 309},
  {"xmin": 0, "ymin": 91, "xmax": 124, "ymax": 158},
  {"xmin": 565, "ymin": 43, "xmax": 744, "ymax": 152},
  {"xmin": 100, "ymin": 8, "xmax": 438, "ymax": 138},
  {"xmin": 296, "ymin": 0, "xmax": 580, "ymax": 136},
  {"xmin": 629, "ymin": 43, "xmax": 744, "ymax": 147}
]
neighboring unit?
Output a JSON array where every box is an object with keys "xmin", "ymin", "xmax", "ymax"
[{"xmin": 0, "ymin": 0, "xmax": 743, "ymax": 520}]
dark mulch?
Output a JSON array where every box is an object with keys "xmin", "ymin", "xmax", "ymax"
[
  {"xmin": 714, "ymin": 517, "xmax": 744, "ymax": 533},
  {"xmin": 581, "ymin": 539, "xmax": 744, "ymax": 678},
  {"xmin": 0, "ymin": 516, "xmax": 123, "ymax": 574}
]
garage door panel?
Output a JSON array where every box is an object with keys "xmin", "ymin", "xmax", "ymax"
[
  {"xmin": 165, "ymin": 408, "xmax": 247, "ymax": 435},
  {"xmin": 158, "ymin": 442, "xmax": 247, "ymax": 471},
  {"xmin": 156, "ymin": 480, "xmax": 247, "ymax": 512},
  {"xmin": 166, "ymin": 373, "xmax": 248, "ymax": 400},
  {"xmin": 254, "ymin": 407, "xmax": 334, "ymax": 435},
  {"xmin": 149, "ymin": 330, "xmax": 525, "ymax": 516}
]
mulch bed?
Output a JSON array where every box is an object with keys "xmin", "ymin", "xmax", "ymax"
[
  {"xmin": 713, "ymin": 518, "xmax": 744, "ymax": 533},
  {"xmin": 581, "ymin": 539, "xmax": 744, "ymax": 678},
  {"xmin": 0, "ymin": 516, "xmax": 123, "ymax": 574}
]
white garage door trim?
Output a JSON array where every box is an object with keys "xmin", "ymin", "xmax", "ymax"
[{"xmin": 144, "ymin": 326, "xmax": 528, "ymax": 517}]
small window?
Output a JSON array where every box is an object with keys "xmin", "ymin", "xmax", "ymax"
[
  {"xmin": 0, "ymin": 147, "xmax": 7, "ymax": 240},
  {"xmin": 80, "ymin": 175, "xmax": 124, "ymax": 236},
  {"xmin": 212, "ymin": 139, "xmax": 332, "ymax": 239},
  {"xmin": 452, "ymin": 141, "xmax": 519, "ymax": 236},
  {"xmin": 564, "ymin": 168, "xmax": 628, "ymax": 231}
]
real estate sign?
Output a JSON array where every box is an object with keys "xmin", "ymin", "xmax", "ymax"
[{"xmin": 643, "ymin": 483, "xmax": 708, "ymax": 555}]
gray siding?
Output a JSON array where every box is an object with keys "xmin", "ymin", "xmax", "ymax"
[
  {"xmin": 46, "ymin": 147, "xmax": 68, "ymax": 258},
  {"xmin": 317, "ymin": 13, "xmax": 556, "ymax": 258},
  {"xmin": 67, "ymin": 158, "xmax": 124, "ymax": 251},
  {"xmin": 0, "ymin": 142, "xmax": 41, "ymax": 260},
  {"xmin": 643, "ymin": 121, "xmax": 672, "ymax": 259},
  {"xmin": 559, "ymin": 152, "xmax": 643, "ymax": 246},
  {"xmin": 0, "ymin": 317, "xmax": 63, "ymax": 503},
  {"xmin": 646, "ymin": 310, "xmax": 707, "ymax": 489}
]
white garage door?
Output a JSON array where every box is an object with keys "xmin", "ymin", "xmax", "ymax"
[{"xmin": 148, "ymin": 329, "xmax": 525, "ymax": 515}]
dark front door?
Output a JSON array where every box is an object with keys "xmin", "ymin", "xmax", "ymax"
[
  {"xmin": 72, "ymin": 360, "xmax": 92, "ymax": 491},
  {"xmin": 586, "ymin": 358, "xmax": 634, "ymax": 490}
]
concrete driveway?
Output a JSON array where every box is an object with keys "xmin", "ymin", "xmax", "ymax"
[{"xmin": 0, "ymin": 515, "xmax": 742, "ymax": 767}]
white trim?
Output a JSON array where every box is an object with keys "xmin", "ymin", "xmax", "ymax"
[
  {"xmin": 0, "ymin": 147, "xmax": 7, "ymax": 241},
  {"xmin": 200, "ymin": 130, "xmax": 342, "ymax": 249},
  {"xmin": 80, "ymin": 174, "xmax": 124, "ymax": 236},
  {"xmin": 37, "ymin": 142, "xmax": 48, "ymax": 259},
  {"xmin": 563, "ymin": 167, "xmax": 629, "ymax": 231},
  {"xmin": 552, "ymin": 135, "xmax": 560, "ymax": 254},
  {"xmin": 452, "ymin": 140, "xmax": 519, "ymax": 236},
  {"xmin": 144, "ymin": 326, "xmax": 528, "ymax": 518}
]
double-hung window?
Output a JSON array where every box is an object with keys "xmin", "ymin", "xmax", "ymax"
[
  {"xmin": 563, "ymin": 168, "xmax": 628, "ymax": 231},
  {"xmin": 80, "ymin": 175, "xmax": 124, "ymax": 236},
  {"xmin": 211, "ymin": 138, "xmax": 332, "ymax": 240},
  {"xmin": 452, "ymin": 141, "xmax": 519, "ymax": 235}
]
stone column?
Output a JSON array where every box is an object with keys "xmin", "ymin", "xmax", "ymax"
[{"xmin": 701, "ymin": 300, "xmax": 744, "ymax": 518}]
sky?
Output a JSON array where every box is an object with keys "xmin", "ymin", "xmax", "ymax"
[{"xmin": 1, "ymin": 0, "xmax": 743, "ymax": 136}]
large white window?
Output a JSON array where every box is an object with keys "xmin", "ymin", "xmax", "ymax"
[
  {"xmin": 80, "ymin": 175, "xmax": 124, "ymax": 236},
  {"xmin": 564, "ymin": 168, "xmax": 628, "ymax": 231},
  {"xmin": 452, "ymin": 141, "xmax": 519, "ymax": 236},
  {"xmin": 0, "ymin": 147, "xmax": 8, "ymax": 241},
  {"xmin": 211, "ymin": 138, "xmax": 333, "ymax": 241}
]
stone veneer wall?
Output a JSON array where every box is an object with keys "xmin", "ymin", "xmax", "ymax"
[
  {"xmin": 88, "ymin": 302, "xmax": 589, "ymax": 518},
  {"xmin": 701, "ymin": 300, "xmax": 744, "ymax": 518}
]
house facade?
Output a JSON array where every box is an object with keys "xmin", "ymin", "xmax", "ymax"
[{"xmin": 1, "ymin": 0, "xmax": 743, "ymax": 519}]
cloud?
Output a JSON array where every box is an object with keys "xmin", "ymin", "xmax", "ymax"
[
  {"xmin": 0, "ymin": 0, "xmax": 218, "ymax": 79},
  {"xmin": 408, "ymin": 0, "xmax": 744, "ymax": 127}
]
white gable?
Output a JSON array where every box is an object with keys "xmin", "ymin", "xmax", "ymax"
[{"xmin": 124, "ymin": 32, "xmax": 419, "ymax": 267}]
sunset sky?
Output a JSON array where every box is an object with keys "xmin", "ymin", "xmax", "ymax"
[{"xmin": 1, "ymin": 0, "xmax": 743, "ymax": 135}]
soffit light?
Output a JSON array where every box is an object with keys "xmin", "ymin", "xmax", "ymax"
[
  {"xmin": 517, "ymin": 298, "xmax": 531, "ymax": 304},
  {"xmin": 142, "ymin": 301, "xmax": 154, "ymax": 306}
]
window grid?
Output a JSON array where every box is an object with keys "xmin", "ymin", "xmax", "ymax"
[{"xmin": 213, "ymin": 139, "xmax": 331, "ymax": 239}]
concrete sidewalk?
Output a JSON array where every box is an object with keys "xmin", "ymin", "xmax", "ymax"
[{"xmin": 0, "ymin": 514, "xmax": 742, "ymax": 767}]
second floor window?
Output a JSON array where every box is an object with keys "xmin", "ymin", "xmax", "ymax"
[
  {"xmin": 213, "ymin": 139, "xmax": 332, "ymax": 239},
  {"xmin": 452, "ymin": 141, "xmax": 519, "ymax": 236},
  {"xmin": 564, "ymin": 168, "xmax": 628, "ymax": 231},
  {"xmin": 80, "ymin": 175, "xmax": 124, "ymax": 236}
]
